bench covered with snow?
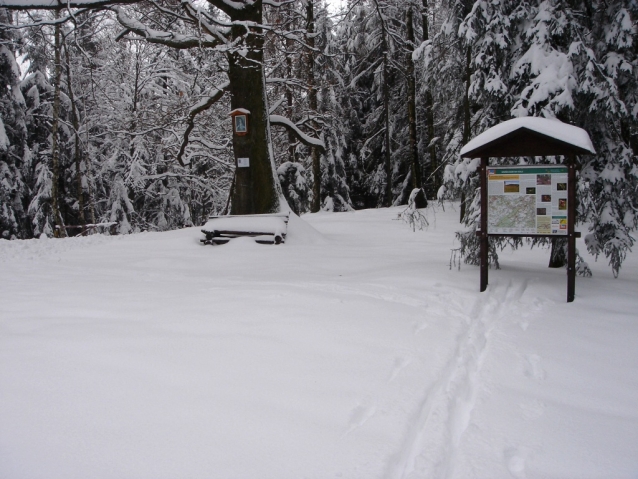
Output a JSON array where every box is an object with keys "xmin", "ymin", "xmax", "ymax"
[{"xmin": 201, "ymin": 214, "xmax": 289, "ymax": 245}]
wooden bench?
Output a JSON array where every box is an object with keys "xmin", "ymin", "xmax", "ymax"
[{"xmin": 201, "ymin": 213, "xmax": 289, "ymax": 245}]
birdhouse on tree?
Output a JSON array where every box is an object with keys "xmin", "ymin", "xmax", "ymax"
[{"xmin": 230, "ymin": 108, "xmax": 250, "ymax": 136}]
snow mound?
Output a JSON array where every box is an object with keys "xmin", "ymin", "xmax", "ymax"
[{"xmin": 285, "ymin": 213, "xmax": 326, "ymax": 245}]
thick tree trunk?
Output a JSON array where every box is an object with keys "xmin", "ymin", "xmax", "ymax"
[
  {"xmin": 51, "ymin": 13, "xmax": 66, "ymax": 237},
  {"xmin": 114, "ymin": 0, "xmax": 284, "ymax": 216},
  {"xmin": 406, "ymin": 7, "xmax": 426, "ymax": 208},
  {"xmin": 228, "ymin": 3, "xmax": 282, "ymax": 215}
]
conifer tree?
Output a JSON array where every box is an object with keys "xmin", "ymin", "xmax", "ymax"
[{"xmin": 0, "ymin": 9, "xmax": 29, "ymax": 239}]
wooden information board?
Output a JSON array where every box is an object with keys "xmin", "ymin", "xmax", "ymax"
[{"xmin": 487, "ymin": 166, "xmax": 568, "ymax": 236}]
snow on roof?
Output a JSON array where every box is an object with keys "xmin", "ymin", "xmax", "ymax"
[
  {"xmin": 460, "ymin": 117, "xmax": 596, "ymax": 157},
  {"xmin": 229, "ymin": 108, "xmax": 251, "ymax": 115}
]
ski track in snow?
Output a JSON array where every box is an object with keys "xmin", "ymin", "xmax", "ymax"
[
  {"xmin": 3, "ymin": 208, "xmax": 638, "ymax": 479},
  {"xmin": 387, "ymin": 279, "xmax": 530, "ymax": 479}
]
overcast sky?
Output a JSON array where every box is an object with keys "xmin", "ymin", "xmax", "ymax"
[{"xmin": 325, "ymin": 0, "xmax": 345, "ymax": 14}]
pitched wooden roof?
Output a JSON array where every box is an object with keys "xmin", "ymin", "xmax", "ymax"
[{"xmin": 460, "ymin": 117, "xmax": 596, "ymax": 158}]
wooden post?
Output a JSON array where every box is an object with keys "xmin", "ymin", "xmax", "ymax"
[
  {"xmin": 480, "ymin": 157, "xmax": 489, "ymax": 292},
  {"xmin": 567, "ymin": 154, "xmax": 577, "ymax": 302}
]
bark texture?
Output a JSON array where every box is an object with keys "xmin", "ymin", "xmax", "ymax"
[
  {"xmin": 421, "ymin": 0, "xmax": 438, "ymax": 198},
  {"xmin": 51, "ymin": 13, "xmax": 66, "ymax": 237},
  {"xmin": 406, "ymin": 6, "xmax": 426, "ymax": 208},
  {"xmin": 306, "ymin": 0, "xmax": 322, "ymax": 213},
  {"xmin": 228, "ymin": 3, "xmax": 282, "ymax": 215}
]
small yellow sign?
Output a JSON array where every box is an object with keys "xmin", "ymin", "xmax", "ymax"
[{"xmin": 488, "ymin": 174, "xmax": 520, "ymax": 181}]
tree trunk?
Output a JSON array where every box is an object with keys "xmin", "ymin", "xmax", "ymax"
[
  {"xmin": 285, "ymin": 28, "xmax": 296, "ymax": 164},
  {"xmin": 406, "ymin": 6, "xmax": 425, "ymax": 208},
  {"xmin": 307, "ymin": 0, "xmax": 321, "ymax": 213},
  {"xmin": 229, "ymin": 3, "xmax": 282, "ymax": 215},
  {"xmin": 371, "ymin": 0, "xmax": 393, "ymax": 207},
  {"xmin": 63, "ymin": 36, "xmax": 86, "ymax": 227},
  {"xmin": 51, "ymin": 12, "xmax": 66, "ymax": 237},
  {"xmin": 382, "ymin": 46, "xmax": 392, "ymax": 206},
  {"xmin": 460, "ymin": 44, "xmax": 472, "ymax": 223},
  {"xmin": 548, "ymin": 237, "xmax": 567, "ymax": 268},
  {"xmin": 421, "ymin": 0, "xmax": 438, "ymax": 198}
]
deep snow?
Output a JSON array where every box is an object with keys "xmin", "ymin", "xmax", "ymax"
[{"xmin": 1, "ymin": 205, "xmax": 637, "ymax": 479}]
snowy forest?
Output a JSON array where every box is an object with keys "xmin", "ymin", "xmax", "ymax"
[{"xmin": 0, "ymin": 0, "xmax": 636, "ymax": 273}]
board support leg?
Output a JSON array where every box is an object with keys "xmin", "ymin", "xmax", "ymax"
[
  {"xmin": 480, "ymin": 157, "xmax": 489, "ymax": 292},
  {"xmin": 567, "ymin": 154, "xmax": 577, "ymax": 302}
]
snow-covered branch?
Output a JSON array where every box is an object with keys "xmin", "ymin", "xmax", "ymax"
[
  {"xmin": 114, "ymin": 7, "xmax": 221, "ymax": 49},
  {"xmin": 269, "ymin": 114, "xmax": 325, "ymax": 152},
  {"xmin": 205, "ymin": 0, "xmax": 258, "ymax": 18},
  {"xmin": 0, "ymin": 0, "xmax": 138, "ymax": 9},
  {"xmin": 176, "ymin": 82, "xmax": 230, "ymax": 166}
]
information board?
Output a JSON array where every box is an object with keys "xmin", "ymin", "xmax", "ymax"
[{"xmin": 487, "ymin": 166, "xmax": 568, "ymax": 235}]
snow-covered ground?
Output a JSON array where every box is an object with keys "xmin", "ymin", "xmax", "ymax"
[{"xmin": 1, "ymin": 204, "xmax": 637, "ymax": 479}]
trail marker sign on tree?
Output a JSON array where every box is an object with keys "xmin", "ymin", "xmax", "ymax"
[{"xmin": 460, "ymin": 117, "xmax": 596, "ymax": 303}]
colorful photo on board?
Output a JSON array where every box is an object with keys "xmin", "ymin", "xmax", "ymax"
[
  {"xmin": 541, "ymin": 194, "xmax": 551, "ymax": 202},
  {"xmin": 526, "ymin": 187, "xmax": 536, "ymax": 194},
  {"xmin": 537, "ymin": 174, "xmax": 551, "ymax": 185},
  {"xmin": 558, "ymin": 198, "xmax": 567, "ymax": 210},
  {"xmin": 537, "ymin": 208, "xmax": 547, "ymax": 215},
  {"xmin": 504, "ymin": 180, "xmax": 520, "ymax": 193},
  {"xmin": 557, "ymin": 182, "xmax": 567, "ymax": 191}
]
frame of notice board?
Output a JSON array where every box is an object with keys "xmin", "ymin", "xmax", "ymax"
[{"xmin": 478, "ymin": 155, "xmax": 579, "ymax": 302}]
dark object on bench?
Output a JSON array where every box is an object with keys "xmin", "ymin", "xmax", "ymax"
[{"xmin": 201, "ymin": 214, "xmax": 289, "ymax": 245}]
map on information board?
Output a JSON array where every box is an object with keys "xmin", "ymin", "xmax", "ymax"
[{"xmin": 487, "ymin": 166, "xmax": 568, "ymax": 235}]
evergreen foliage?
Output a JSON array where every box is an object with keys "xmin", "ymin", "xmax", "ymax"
[
  {"xmin": 0, "ymin": 0, "xmax": 636, "ymax": 275},
  {"xmin": 0, "ymin": 9, "xmax": 28, "ymax": 239}
]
